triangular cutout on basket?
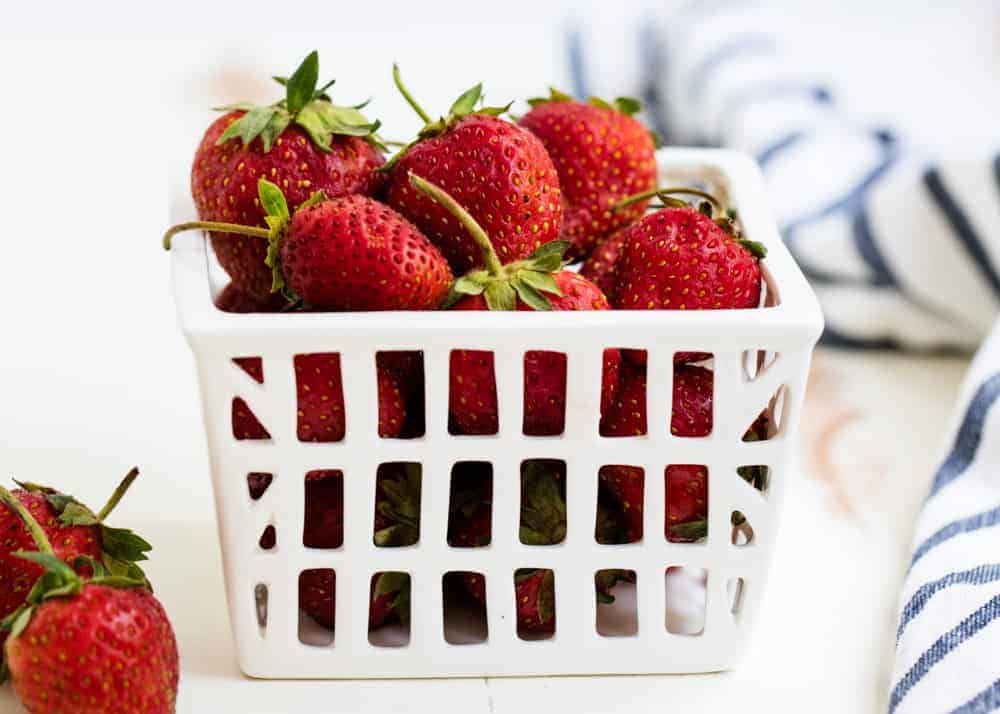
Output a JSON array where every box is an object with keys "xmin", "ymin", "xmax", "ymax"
[
  {"xmin": 247, "ymin": 472, "xmax": 274, "ymax": 500},
  {"xmin": 232, "ymin": 397, "xmax": 271, "ymax": 440},
  {"xmin": 259, "ymin": 524, "xmax": 276, "ymax": 550},
  {"xmin": 741, "ymin": 385, "xmax": 787, "ymax": 442},
  {"xmin": 233, "ymin": 356, "xmax": 264, "ymax": 383},
  {"xmin": 741, "ymin": 349, "xmax": 780, "ymax": 382}
]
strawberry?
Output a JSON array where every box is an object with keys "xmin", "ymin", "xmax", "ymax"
[
  {"xmin": 580, "ymin": 225, "xmax": 628, "ymax": 301},
  {"xmin": 458, "ymin": 569, "xmax": 556, "ymax": 636},
  {"xmin": 0, "ymin": 487, "xmax": 177, "ymax": 714},
  {"xmin": 299, "ymin": 569, "xmax": 335, "ymax": 629},
  {"xmin": 232, "ymin": 397, "xmax": 271, "ymax": 440},
  {"xmin": 407, "ymin": 173, "xmax": 618, "ymax": 435},
  {"xmin": 597, "ymin": 465, "xmax": 644, "ymax": 542},
  {"xmin": 518, "ymin": 460, "xmax": 567, "ymax": 546},
  {"xmin": 611, "ymin": 189, "xmax": 765, "ymax": 311},
  {"xmin": 376, "ymin": 352, "xmax": 426, "ymax": 438},
  {"xmin": 383, "ymin": 66, "xmax": 562, "ymax": 273},
  {"xmin": 294, "ymin": 353, "xmax": 405, "ymax": 442},
  {"xmin": 368, "ymin": 573, "xmax": 410, "ymax": 630},
  {"xmin": 0, "ymin": 471, "xmax": 150, "ymax": 652},
  {"xmin": 214, "ymin": 282, "xmax": 287, "ymax": 313},
  {"xmin": 373, "ymin": 463, "xmax": 421, "ymax": 547},
  {"xmin": 190, "ymin": 51, "xmax": 385, "ymax": 299},
  {"xmin": 665, "ymin": 464, "xmax": 708, "ymax": 542},
  {"xmin": 303, "ymin": 469, "xmax": 343, "ymax": 549},
  {"xmin": 519, "ymin": 89, "xmax": 657, "ymax": 260}
]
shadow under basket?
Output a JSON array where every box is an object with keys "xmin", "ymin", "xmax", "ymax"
[{"xmin": 170, "ymin": 148, "xmax": 823, "ymax": 679}]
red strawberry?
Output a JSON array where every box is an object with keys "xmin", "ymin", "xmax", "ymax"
[
  {"xmin": 600, "ymin": 361, "xmax": 714, "ymax": 438},
  {"xmin": 232, "ymin": 397, "xmax": 271, "ymax": 440},
  {"xmin": 214, "ymin": 282, "xmax": 287, "ymax": 313},
  {"xmin": 0, "ymin": 471, "xmax": 150, "ymax": 652},
  {"xmin": 666, "ymin": 464, "xmax": 709, "ymax": 542},
  {"xmin": 299, "ymin": 569, "xmax": 335, "ymax": 629},
  {"xmin": 383, "ymin": 66, "xmax": 562, "ymax": 273},
  {"xmin": 580, "ymin": 225, "xmax": 628, "ymax": 300},
  {"xmin": 598, "ymin": 465, "xmax": 644, "ymax": 542},
  {"xmin": 190, "ymin": 51, "xmax": 385, "ymax": 299},
  {"xmin": 368, "ymin": 573, "xmax": 410, "ymax": 630},
  {"xmin": 376, "ymin": 351, "xmax": 426, "ymax": 438},
  {"xmin": 599, "ymin": 360, "xmax": 648, "ymax": 437},
  {"xmin": 0, "ymin": 487, "xmax": 177, "ymax": 714},
  {"xmin": 611, "ymin": 191, "xmax": 765, "ymax": 311},
  {"xmin": 294, "ymin": 353, "xmax": 405, "ymax": 442},
  {"xmin": 459, "ymin": 569, "xmax": 556, "ymax": 636},
  {"xmin": 406, "ymin": 174, "xmax": 618, "ymax": 435},
  {"xmin": 519, "ymin": 90, "xmax": 657, "ymax": 260},
  {"xmin": 303, "ymin": 469, "xmax": 343, "ymax": 549}
]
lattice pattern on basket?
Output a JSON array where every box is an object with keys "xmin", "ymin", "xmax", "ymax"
[{"xmin": 173, "ymin": 148, "xmax": 823, "ymax": 678}]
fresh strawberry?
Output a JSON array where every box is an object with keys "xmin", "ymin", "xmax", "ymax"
[
  {"xmin": 190, "ymin": 51, "xmax": 385, "ymax": 299},
  {"xmin": 407, "ymin": 173, "xmax": 618, "ymax": 435},
  {"xmin": 299, "ymin": 569, "xmax": 335, "ymax": 629},
  {"xmin": 600, "ymin": 360, "xmax": 714, "ymax": 438},
  {"xmin": 446, "ymin": 462, "xmax": 492, "ymax": 548},
  {"xmin": 0, "ymin": 487, "xmax": 177, "ymax": 714},
  {"xmin": 383, "ymin": 66, "xmax": 562, "ymax": 273},
  {"xmin": 665, "ymin": 464, "xmax": 709, "ymax": 542},
  {"xmin": 459, "ymin": 569, "xmax": 556, "ymax": 636},
  {"xmin": 519, "ymin": 89, "xmax": 657, "ymax": 260},
  {"xmin": 303, "ymin": 469, "xmax": 343, "ymax": 549},
  {"xmin": 611, "ymin": 189, "xmax": 765, "ymax": 311},
  {"xmin": 214, "ymin": 282, "xmax": 287, "ymax": 313},
  {"xmin": 598, "ymin": 465, "xmax": 643, "ymax": 542},
  {"xmin": 232, "ymin": 397, "xmax": 271, "ymax": 440},
  {"xmin": 294, "ymin": 353, "xmax": 405, "ymax": 442},
  {"xmin": 376, "ymin": 352, "xmax": 426, "ymax": 438},
  {"xmin": 580, "ymin": 226, "xmax": 628, "ymax": 300},
  {"xmin": 0, "ymin": 471, "xmax": 150, "ymax": 652}
]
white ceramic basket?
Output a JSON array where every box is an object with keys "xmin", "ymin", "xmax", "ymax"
[{"xmin": 171, "ymin": 148, "xmax": 823, "ymax": 679}]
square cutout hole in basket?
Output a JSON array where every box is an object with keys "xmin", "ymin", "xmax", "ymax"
[
  {"xmin": 523, "ymin": 350, "xmax": 567, "ymax": 436},
  {"xmin": 600, "ymin": 349, "xmax": 645, "ymax": 437},
  {"xmin": 520, "ymin": 460, "xmax": 566, "ymax": 546},
  {"xmin": 672, "ymin": 362, "xmax": 713, "ymax": 438},
  {"xmin": 743, "ymin": 385, "xmax": 787, "ymax": 442},
  {"xmin": 448, "ymin": 350, "xmax": 498, "ymax": 436},
  {"xmin": 596, "ymin": 465, "xmax": 644, "ymax": 544},
  {"xmin": 596, "ymin": 570, "xmax": 638, "ymax": 637},
  {"xmin": 515, "ymin": 569, "xmax": 555, "ymax": 640},
  {"xmin": 373, "ymin": 463, "xmax": 421, "ymax": 547},
  {"xmin": 443, "ymin": 571, "xmax": 488, "ymax": 645},
  {"xmin": 303, "ymin": 470, "xmax": 343, "ymax": 549},
  {"xmin": 369, "ymin": 572, "xmax": 410, "ymax": 647},
  {"xmin": 447, "ymin": 462, "xmax": 492, "ymax": 548},
  {"xmin": 294, "ymin": 353, "xmax": 345, "ymax": 443},
  {"xmin": 376, "ymin": 351, "xmax": 425, "ymax": 438},
  {"xmin": 665, "ymin": 566, "xmax": 706, "ymax": 635},
  {"xmin": 666, "ymin": 465, "xmax": 708, "ymax": 543},
  {"xmin": 298, "ymin": 568, "xmax": 335, "ymax": 646}
]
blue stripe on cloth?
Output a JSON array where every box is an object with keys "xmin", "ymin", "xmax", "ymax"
[
  {"xmin": 566, "ymin": 28, "xmax": 591, "ymax": 99},
  {"xmin": 910, "ymin": 505, "xmax": 1000, "ymax": 571},
  {"xmin": 820, "ymin": 325, "xmax": 902, "ymax": 350},
  {"xmin": 927, "ymin": 373, "xmax": 1000, "ymax": 498},
  {"xmin": 756, "ymin": 131, "xmax": 805, "ymax": 167},
  {"xmin": 782, "ymin": 134, "xmax": 899, "ymax": 241},
  {"xmin": 954, "ymin": 678, "xmax": 1000, "ymax": 714},
  {"xmin": 638, "ymin": 21, "xmax": 670, "ymax": 141},
  {"xmin": 889, "ymin": 593, "xmax": 1000, "ymax": 713},
  {"xmin": 852, "ymin": 208, "xmax": 897, "ymax": 288},
  {"xmin": 686, "ymin": 34, "xmax": 775, "ymax": 102},
  {"xmin": 897, "ymin": 564, "xmax": 1000, "ymax": 643},
  {"xmin": 994, "ymin": 154, "xmax": 1000, "ymax": 194},
  {"xmin": 924, "ymin": 168, "xmax": 1000, "ymax": 300}
]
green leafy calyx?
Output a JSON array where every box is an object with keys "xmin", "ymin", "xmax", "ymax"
[
  {"xmin": 260, "ymin": 178, "xmax": 326, "ymax": 298},
  {"xmin": 374, "ymin": 464, "xmax": 421, "ymax": 547},
  {"xmin": 527, "ymin": 87, "xmax": 642, "ymax": 117},
  {"xmin": 214, "ymin": 51, "xmax": 382, "ymax": 154},
  {"xmin": 519, "ymin": 462, "xmax": 566, "ymax": 546}
]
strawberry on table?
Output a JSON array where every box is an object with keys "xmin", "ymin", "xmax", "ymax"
[
  {"xmin": 519, "ymin": 89, "xmax": 658, "ymax": 260},
  {"xmin": 0, "ymin": 470, "xmax": 151, "ymax": 653},
  {"xmin": 384, "ymin": 66, "xmax": 562, "ymax": 274},
  {"xmin": 191, "ymin": 51, "xmax": 386, "ymax": 300},
  {"xmin": 0, "ymin": 486, "xmax": 177, "ymax": 714},
  {"xmin": 406, "ymin": 173, "xmax": 619, "ymax": 435}
]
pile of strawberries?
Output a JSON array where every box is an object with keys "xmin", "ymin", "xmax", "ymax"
[{"xmin": 167, "ymin": 53, "xmax": 769, "ymax": 646}]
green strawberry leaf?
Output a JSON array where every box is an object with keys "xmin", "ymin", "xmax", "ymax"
[
  {"xmin": 510, "ymin": 277, "xmax": 552, "ymax": 311},
  {"xmin": 613, "ymin": 96, "xmax": 641, "ymax": 116},
  {"xmin": 240, "ymin": 106, "xmax": 278, "ymax": 144},
  {"xmin": 297, "ymin": 190, "xmax": 328, "ymax": 212},
  {"xmin": 484, "ymin": 281, "xmax": 517, "ymax": 311},
  {"xmin": 517, "ymin": 269, "xmax": 562, "ymax": 297},
  {"xmin": 285, "ymin": 51, "xmax": 319, "ymax": 115},
  {"xmin": 476, "ymin": 102, "xmax": 513, "ymax": 117},
  {"xmin": 258, "ymin": 179, "xmax": 289, "ymax": 220},
  {"xmin": 536, "ymin": 570, "xmax": 555, "ymax": 623},
  {"xmin": 59, "ymin": 501, "xmax": 100, "ymax": 527},
  {"xmin": 669, "ymin": 519, "xmax": 708, "ymax": 541},
  {"xmin": 527, "ymin": 239, "xmax": 570, "ymax": 261},
  {"xmin": 15, "ymin": 551, "xmax": 77, "ymax": 581},
  {"xmin": 212, "ymin": 102, "xmax": 256, "ymax": 112},
  {"xmin": 100, "ymin": 525, "xmax": 152, "ymax": 564},
  {"xmin": 259, "ymin": 111, "xmax": 292, "ymax": 153},
  {"xmin": 738, "ymin": 239, "xmax": 767, "ymax": 259},
  {"xmin": 449, "ymin": 83, "xmax": 482, "ymax": 117},
  {"xmin": 7, "ymin": 606, "xmax": 32, "ymax": 640},
  {"xmin": 373, "ymin": 572, "xmax": 409, "ymax": 600},
  {"xmin": 452, "ymin": 275, "xmax": 487, "ymax": 297},
  {"xmin": 527, "ymin": 87, "xmax": 574, "ymax": 106}
]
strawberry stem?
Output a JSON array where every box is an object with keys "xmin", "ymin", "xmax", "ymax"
[
  {"xmin": 408, "ymin": 173, "xmax": 503, "ymax": 276},
  {"xmin": 392, "ymin": 64, "xmax": 432, "ymax": 124},
  {"xmin": 162, "ymin": 221, "xmax": 272, "ymax": 250},
  {"xmin": 0, "ymin": 485, "xmax": 55, "ymax": 555},
  {"xmin": 613, "ymin": 186, "xmax": 722, "ymax": 213},
  {"xmin": 97, "ymin": 467, "xmax": 139, "ymax": 521}
]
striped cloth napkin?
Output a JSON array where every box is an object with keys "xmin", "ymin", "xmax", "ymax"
[{"xmin": 567, "ymin": 2, "xmax": 1000, "ymax": 711}]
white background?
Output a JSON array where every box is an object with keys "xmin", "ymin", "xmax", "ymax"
[{"xmin": 0, "ymin": 1, "xmax": 997, "ymax": 712}]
